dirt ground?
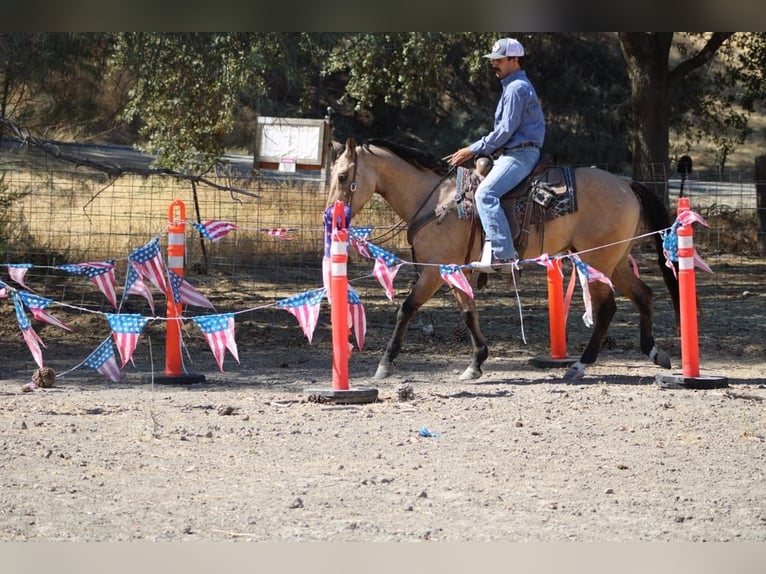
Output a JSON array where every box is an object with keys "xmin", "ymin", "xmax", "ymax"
[{"xmin": 1, "ymin": 254, "xmax": 765, "ymax": 542}]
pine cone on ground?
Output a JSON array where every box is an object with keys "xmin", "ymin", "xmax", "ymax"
[{"xmin": 32, "ymin": 367, "xmax": 56, "ymax": 388}]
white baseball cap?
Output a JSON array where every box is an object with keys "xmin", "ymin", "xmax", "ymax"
[{"xmin": 483, "ymin": 38, "xmax": 525, "ymax": 59}]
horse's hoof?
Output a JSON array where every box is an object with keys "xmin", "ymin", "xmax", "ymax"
[
  {"xmin": 563, "ymin": 363, "xmax": 586, "ymax": 381},
  {"xmin": 654, "ymin": 350, "xmax": 672, "ymax": 369},
  {"xmin": 458, "ymin": 366, "xmax": 482, "ymax": 381},
  {"xmin": 374, "ymin": 364, "xmax": 393, "ymax": 380}
]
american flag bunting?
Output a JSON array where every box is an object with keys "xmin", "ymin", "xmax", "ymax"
[
  {"xmin": 6, "ymin": 264, "xmax": 34, "ymax": 292},
  {"xmin": 167, "ymin": 269, "xmax": 215, "ymax": 310},
  {"xmin": 16, "ymin": 291, "xmax": 74, "ymax": 332},
  {"xmin": 129, "ymin": 238, "xmax": 167, "ymax": 292},
  {"xmin": 192, "ymin": 220, "xmax": 238, "ymax": 242},
  {"xmin": 348, "ymin": 226, "xmax": 374, "ymax": 258},
  {"xmin": 123, "ymin": 263, "xmax": 155, "ymax": 313},
  {"xmin": 348, "ymin": 287, "xmax": 366, "ymax": 350},
  {"xmin": 263, "ymin": 228, "xmax": 294, "ymax": 240},
  {"xmin": 11, "ymin": 292, "xmax": 45, "ymax": 367},
  {"xmin": 83, "ymin": 338, "xmax": 122, "ymax": 383},
  {"xmin": 105, "ymin": 313, "xmax": 148, "ymax": 367},
  {"xmin": 79, "ymin": 261, "xmax": 117, "ymax": 309},
  {"xmin": 439, "ymin": 265, "xmax": 474, "ymax": 299},
  {"xmin": 276, "ymin": 288, "xmax": 325, "ymax": 344},
  {"xmin": 372, "ymin": 258, "xmax": 403, "ymax": 301},
  {"xmin": 192, "ymin": 313, "xmax": 239, "ymax": 372}
]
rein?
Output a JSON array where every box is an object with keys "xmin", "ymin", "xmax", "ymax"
[{"xmin": 406, "ymin": 165, "xmax": 456, "ymax": 245}]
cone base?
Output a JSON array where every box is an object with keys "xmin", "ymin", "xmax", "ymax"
[
  {"xmin": 529, "ymin": 356, "xmax": 577, "ymax": 369},
  {"xmin": 655, "ymin": 373, "xmax": 728, "ymax": 390},
  {"xmin": 141, "ymin": 373, "xmax": 207, "ymax": 385},
  {"xmin": 305, "ymin": 387, "xmax": 379, "ymax": 404}
]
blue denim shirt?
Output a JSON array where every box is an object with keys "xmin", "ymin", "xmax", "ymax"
[{"xmin": 468, "ymin": 70, "xmax": 545, "ymax": 156}]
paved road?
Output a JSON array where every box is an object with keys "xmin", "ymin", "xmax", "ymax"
[{"xmin": 0, "ymin": 138, "xmax": 324, "ymax": 182}]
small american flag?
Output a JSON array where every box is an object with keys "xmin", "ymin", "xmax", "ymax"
[
  {"xmin": 372, "ymin": 258, "xmax": 403, "ymax": 301},
  {"xmin": 6, "ymin": 263, "xmax": 34, "ymax": 292},
  {"xmin": 11, "ymin": 291, "xmax": 45, "ymax": 367},
  {"xmin": 16, "ymin": 291, "xmax": 74, "ymax": 332},
  {"xmin": 364, "ymin": 242, "xmax": 403, "ymax": 301},
  {"xmin": 22, "ymin": 327, "xmax": 45, "ymax": 368},
  {"xmin": 83, "ymin": 339, "xmax": 122, "ymax": 383},
  {"xmin": 348, "ymin": 287, "xmax": 366, "ymax": 350},
  {"xmin": 439, "ymin": 265, "xmax": 474, "ymax": 300},
  {"xmin": 276, "ymin": 288, "xmax": 325, "ymax": 344},
  {"xmin": 192, "ymin": 220, "xmax": 238, "ymax": 242},
  {"xmin": 262, "ymin": 228, "xmax": 294, "ymax": 240},
  {"xmin": 129, "ymin": 238, "xmax": 167, "ymax": 292},
  {"xmin": 79, "ymin": 261, "xmax": 117, "ymax": 309},
  {"xmin": 348, "ymin": 226, "xmax": 374, "ymax": 258},
  {"xmin": 168, "ymin": 269, "xmax": 215, "ymax": 310},
  {"xmin": 123, "ymin": 263, "xmax": 155, "ymax": 314},
  {"xmin": 192, "ymin": 313, "xmax": 239, "ymax": 372},
  {"xmin": 105, "ymin": 313, "xmax": 148, "ymax": 367},
  {"xmin": 570, "ymin": 254, "xmax": 613, "ymax": 329}
]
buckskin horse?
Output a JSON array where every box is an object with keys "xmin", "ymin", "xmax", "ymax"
[{"xmin": 326, "ymin": 137, "xmax": 680, "ymax": 382}]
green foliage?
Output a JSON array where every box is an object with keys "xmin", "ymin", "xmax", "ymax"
[
  {"xmin": 1, "ymin": 33, "xmax": 763, "ymax": 176},
  {"xmin": 113, "ymin": 33, "xmax": 255, "ymax": 172}
]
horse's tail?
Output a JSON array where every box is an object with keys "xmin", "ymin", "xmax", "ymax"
[{"xmin": 630, "ymin": 180, "xmax": 681, "ymax": 326}]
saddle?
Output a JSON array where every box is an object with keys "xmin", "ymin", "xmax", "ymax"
[
  {"xmin": 499, "ymin": 155, "xmax": 577, "ymax": 257},
  {"xmin": 435, "ymin": 154, "xmax": 577, "ymax": 256}
]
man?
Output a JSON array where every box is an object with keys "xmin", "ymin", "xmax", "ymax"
[{"xmin": 448, "ymin": 37, "xmax": 545, "ymax": 272}]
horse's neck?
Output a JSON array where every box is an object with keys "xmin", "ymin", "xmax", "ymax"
[{"xmin": 376, "ymin": 160, "xmax": 450, "ymax": 222}]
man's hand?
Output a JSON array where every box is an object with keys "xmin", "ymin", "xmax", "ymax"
[{"xmin": 447, "ymin": 147, "xmax": 473, "ymax": 167}]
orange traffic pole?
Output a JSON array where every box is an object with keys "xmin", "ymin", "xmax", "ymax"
[
  {"xmin": 330, "ymin": 200, "xmax": 350, "ymax": 390},
  {"xmin": 165, "ymin": 200, "xmax": 186, "ymax": 377},
  {"xmin": 530, "ymin": 258, "xmax": 574, "ymax": 368},
  {"xmin": 676, "ymin": 197, "xmax": 700, "ymax": 378},
  {"xmin": 656, "ymin": 197, "xmax": 726, "ymax": 389},
  {"xmin": 547, "ymin": 259, "xmax": 568, "ymax": 360}
]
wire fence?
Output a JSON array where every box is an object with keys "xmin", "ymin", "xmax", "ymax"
[{"xmin": 0, "ymin": 154, "xmax": 762, "ymax": 325}]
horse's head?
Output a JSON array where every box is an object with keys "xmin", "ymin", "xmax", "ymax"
[{"xmin": 326, "ymin": 137, "xmax": 376, "ymax": 217}]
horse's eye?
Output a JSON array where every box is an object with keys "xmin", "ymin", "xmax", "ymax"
[{"xmin": 338, "ymin": 172, "xmax": 348, "ymax": 182}]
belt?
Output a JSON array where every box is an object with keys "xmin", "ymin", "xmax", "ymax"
[
  {"xmin": 506, "ymin": 142, "xmax": 537, "ymax": 150},
  {"xmin": 493, "ymin": 142, "xmax": 538, "ymax": 158}
]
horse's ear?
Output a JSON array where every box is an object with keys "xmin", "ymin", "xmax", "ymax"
[{"xmin": 345, "ymin": 137, "xmax": 357, "ymax": 160}]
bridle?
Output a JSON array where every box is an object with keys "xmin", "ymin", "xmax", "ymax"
[{"xmin": 339, "ymin": 155, "xmax": 358, "ymax": 207}]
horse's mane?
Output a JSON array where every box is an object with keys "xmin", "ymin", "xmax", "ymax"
[{"xmin": 364, "ymin": 138, "xmax": 452, "ymax": 176}]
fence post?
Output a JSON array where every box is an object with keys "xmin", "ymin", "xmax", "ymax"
[{"xmin": 756, "ymin": 155, "xmax": 766, "ymax": 256}]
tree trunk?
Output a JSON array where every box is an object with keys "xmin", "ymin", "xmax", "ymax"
[
  {"xmin": 756, "ymin": 155, "xmax": 766, "ymax": 256},
  {"xmin": 619, "ymin": 33, "xmax": 673, "ymax": 206},
  {"xmin": 619, "ymin": 32, "xmax": 735, "ymax": 208}
]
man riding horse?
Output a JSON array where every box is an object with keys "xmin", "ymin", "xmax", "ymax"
[{"xmin": 447, "ymin": 37, "xmax": 546, "ymax": 273}]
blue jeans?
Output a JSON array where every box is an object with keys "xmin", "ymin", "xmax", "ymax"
[{"xmin": 475, "ymin": 146, "xmax": 541, "ymax": 259}]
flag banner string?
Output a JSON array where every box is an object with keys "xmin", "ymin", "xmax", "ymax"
[{"xmin": 2, "ymin": 214, "xmax": 706, "ymax": 383}]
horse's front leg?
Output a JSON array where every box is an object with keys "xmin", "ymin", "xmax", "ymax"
[{"xmin": 374, "ymin": 268, "xmax": 443, "ymax": 380}]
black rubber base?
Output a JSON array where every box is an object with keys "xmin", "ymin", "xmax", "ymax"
[
  {"xmin": 304, "ymin": 387, "xmax": 379, "ymax": 404},
  {"xmin": 656, "ymin": 373, "xmax": 728, "ymax": 390},
  {"xmin": 529, "ymin": 356, "xmax": 577, "ymax": 369},
  {"xmin": 140, "ymin": 373, "xmax": 207, "ymax": 385}
]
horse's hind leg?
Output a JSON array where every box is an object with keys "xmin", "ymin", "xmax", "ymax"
[
  {"xmin": 563, "ymin": 282, "xmax": 616, "ymax": 381},
  {"xmin": 374, "ymin": 267, "xmax": 444, "ymax": 380},
  {"xmin": 612, "ymin": 262, "xmax": 672, "ymax": 369},
  {"xmin": 451, "ymin": 283, "xmax": 489, "ymax": 380}
]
